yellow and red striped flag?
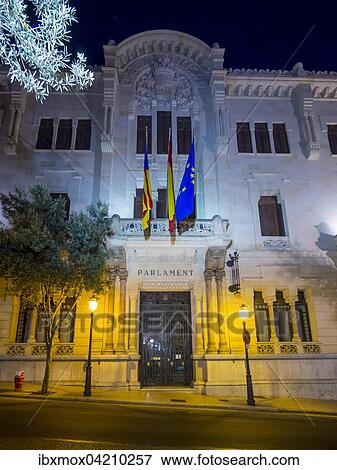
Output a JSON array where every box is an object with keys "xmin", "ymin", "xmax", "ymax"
[
  {"xmin": 142, "ymin": 138, "xmax": 153, "ymax": 231},
  {"xmin": 167, "ymin": 129, "xmax": 175, "ymax": 233}
]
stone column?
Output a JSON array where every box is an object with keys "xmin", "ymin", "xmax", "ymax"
[
  {"xmin": 204, "ymin": 270, "xmax": 218, "ymax": 353},
  {"xmin": 115, "ymin": 269, "xmax": 127, "ymax": 353},
  {"xmin": 287, "ymin": 294, "xmax": 301, "ymax": 342},
  {"xmin": 27, "ymin": 307, "xmax": 38, "ymax": 343},
  {"xmin": 105, "ymin": 270, "xmax": 116, "ymax": 351},
  {"xmin": 128, "ymin": 294, "xmax": 138, "ymax": 354},
  {"xmin": 265, "ymin": 293, "xmax": 279, "ymax": 343},
  {"xmin": 194, "ymin": 293, "xmax": 205, "ymax": 355},
  {"xmin": 215, "ymin": 270, "xmax": 229, "ymax": 353}
]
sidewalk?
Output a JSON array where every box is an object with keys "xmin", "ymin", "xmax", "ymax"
[{"xmin": 1, "ymin": 382, "xmax": 337, "ymax": 417}]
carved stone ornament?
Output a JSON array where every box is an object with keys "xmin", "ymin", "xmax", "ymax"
[
  {"xmin": 302, "ymin": 343, "xmax": 321, "ymax": 354},
  {"xmin": 136, "ymin": 61, "xmax": 194, "ymax": 111},
  {"xmin": 7, "ymin": 344, "xmax": 26, "ymax": 356},
  {"xmin": 257, "ymin": 343, "xmax": 275, "ymax": 354},
  {"xmin": 279, "ymin": 343, "xmax": 298, "ymax": 354},
  {"xmin": 55, "ymin": 344, "xmax": 74, "ymax": 355}
]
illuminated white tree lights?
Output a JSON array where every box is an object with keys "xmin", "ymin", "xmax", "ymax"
[{"xmin": 0, "ymin": 0, "xmax": 94, "ymax": 101}]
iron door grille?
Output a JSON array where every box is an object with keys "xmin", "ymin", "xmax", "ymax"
[{"xmin": 139, "ymin": 291, "xmax": 193, "ymax": 387}]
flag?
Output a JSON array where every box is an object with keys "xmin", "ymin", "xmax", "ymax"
[
  {"xmin": 142, "ymin": 143, "xmax": 153, "ymax": 231},
  {"xmin": 167, "ymin": 129, "xmax": 175, "ymax": 232},
  {"xmin": 175, "ymin": 140, "xmax": 195, "ymax": 223}
]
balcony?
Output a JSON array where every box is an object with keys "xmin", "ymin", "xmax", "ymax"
[{"xmin": 111, "ymin": 215, "xmax": 231, "ymax": 240}]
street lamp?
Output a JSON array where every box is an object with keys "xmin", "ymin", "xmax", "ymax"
[
  {"xmin": 239, "ymin": 304, "xmax": 255, "ymax": 406},
  {"xmin": 84, "ymin": 296, "xmax": 98, "ymax": 397}
]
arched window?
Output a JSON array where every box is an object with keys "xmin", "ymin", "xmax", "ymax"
[{"xmin": 258, "ymin": 196, "xmax": 285, "ymax": 236}]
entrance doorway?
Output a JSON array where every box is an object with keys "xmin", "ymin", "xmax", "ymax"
[{"xmin": 139, "ymin": 291, "xmax": 193, "ymax": 387}]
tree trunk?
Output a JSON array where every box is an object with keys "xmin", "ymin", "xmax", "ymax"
[{"xmin": 41, "ymin": 340, "xmax": 53, "ymax": 395}]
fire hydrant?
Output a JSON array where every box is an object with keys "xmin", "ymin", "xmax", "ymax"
[{"xmin": 14, "ymin": 370, "xmax": 25, "ymax": 391}]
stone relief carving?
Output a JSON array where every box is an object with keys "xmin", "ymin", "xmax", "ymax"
[
  {"xmin": 257, "ymin": 344, "xmax": 275, "ymax": 354},
  {"xmin": 135, "ymin": 60, "xmax": 194, "ymax": 111},
  {"xmin": 262, "ymin": 239, "xmax": 289, "ymax": 249},
  {"xmin": 303, "ymin": 343, "xmax": 321, "ymax": 354}
]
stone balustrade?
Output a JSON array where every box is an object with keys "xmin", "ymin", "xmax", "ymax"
[
  {"xmin": 111, "ymin": 215, "xmax": 230, "ymax": 239},
  {"xmin": 6, "ymin": 343, "xmax": 74, "ymax": 357}
]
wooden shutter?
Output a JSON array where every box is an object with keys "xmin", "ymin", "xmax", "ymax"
[
  {"xmin": 55, "ymin": 119, "xmax": 72, "ymax": 150},
  {"xmin": 137, "ymin": 116, "xmax": 152, "ymax": 154},
  {"xmin": 258, "ymin": 196, "xmax": 285, "ymax": 236},
  {"xmin": 255, "ymin": 123, "xmax": 271, "ymax": 153},
  {"xmin": 75, "ymin": 119, "xmax": 91, "ymax": 150},
  {"xmin": 177, "ymin": 117, "xmax": 192, "ymax": 154},
  {"xmin": 327, "ymin": 125, "xmax": 337, "ymax": 154},
  {"xmin": 134, "ymin": 189, "xmax": 143, "ymax": 218},
  {"xmin": 273, "ymin": 123, "xmax": 290, "ymax": 153},
  {"xmin": 236, "ymin": 122, "xmax": 253, "ymax": 153},
  {"xmin": 36, "ymin": 119, "xmax": 53, "ymax": 149},
  {"xmin": 157, "ymin": 111, "xmax": 171, "ymax": 154},
  {"xmin": 157, "ymin": 188, "xmax": 167, "ymax": 218}
]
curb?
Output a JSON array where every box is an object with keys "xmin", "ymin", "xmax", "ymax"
[
  {"xmin": 1, "ymin": 392, "xmax": 337, "ymax": 417},
  {"xmin": 0, "ymin": 392, "xmax": 279, "ymax": 413}
]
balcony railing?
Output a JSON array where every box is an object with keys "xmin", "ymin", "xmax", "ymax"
[
  {"xmin": 111, "ymin": 215, "xmax": 230, "ymax": 239},
  {"xmin": 6, "ymin": 343, "xmax": 74, "ymax": 357}
]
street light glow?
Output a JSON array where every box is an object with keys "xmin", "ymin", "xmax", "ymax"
[
  {"xmin": 89, "ymin": 296, "xmax": 98, "ymax": 312},
  {"xmin": 238, "ymin": 304, "xmax": 249, "ymax": 319}
]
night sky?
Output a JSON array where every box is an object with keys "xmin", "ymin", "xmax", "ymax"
[{"xmin": 70, "ymin": 0, "xmax": 335, "ymax": 72}]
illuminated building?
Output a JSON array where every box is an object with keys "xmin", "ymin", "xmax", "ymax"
[{"xmin": 1, "ymin": 30, "xmax": 337, "ymax": 399}]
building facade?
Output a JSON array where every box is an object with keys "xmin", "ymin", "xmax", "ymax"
[{"xmin": 1, "ymin": 30, "xmax": 337, "ymax": 399}]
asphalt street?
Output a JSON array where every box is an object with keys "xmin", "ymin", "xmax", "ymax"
[{"xmin": 0, "ymin": 397, "xmax": 337, "ymax": 449}]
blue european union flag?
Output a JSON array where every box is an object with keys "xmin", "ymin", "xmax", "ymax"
[{"xmin": 175, "ymin": 140, "xmax": 195, "ymax": 223}]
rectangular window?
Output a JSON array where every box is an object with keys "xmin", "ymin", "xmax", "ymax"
[
  {"xmin": 157, "ymin": 111, "xmax": 171, "ymax": 154},
  {"xmin": 59, "ymin": 297, "xmax": 76, "ymax": 343},
  {"xmin": 157, "ymin": 188, "xmax": 167, "ymax": 218},
  {"xmin": 36, "ymin": 118, "xmax": 53, "ymax": 149},
  {"xmin": 327, "ymin": 124, "xmax": 337, "ymax": 154},
  {"xmin": 134, "ymin": 188, "xmax": 143, "ymax": 219},
  {"xmin": 50, "ymin": 193, "xmax": 70, "ymax": 220},
  {"xmin": 254, "ymin": 291, "xmax": 270, "ymax": 342},
  {"xmin": 137, "ymin": 116, "xmax": 152, "ymax": 154},
  {"xmin": 255, "ymin": 122, "xmax": 271, "ymax": 153},
  {"xmin": 236, "ymin": 122, "xmax": 253, "ymax": 153},
  {"xmin": 35, "ymin": 306, "xmax": 47, "ymax": 343},
  {"xmin": 177, "ymin": 116, "xmax": 192, "ymax": 154},
  {"xmin": 258, "ymin": 196, "xmax": 285, "ymax": 236},
  {"xmin": 55, "ymin": 119, "xmax": 72, "ymax": 150},
  {"xmin": 16, "ymin": 299, "xmax": 32, "ymax": 343},
  {"xmin": 273, "ymin": 291, "xmax": 292, "ymax": 342},
  {"xmin": 295, "ymin": 290, "xmax": 312, "ymax": 342},
  {"xmin": 75, "ymin": 119, "xmax": 91, "ymax": 150},
  {"xmin": 273, "ymin": 123, "xmax": 290, "ymax": 154}
]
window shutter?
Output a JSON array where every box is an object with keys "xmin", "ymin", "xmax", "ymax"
[
  {"xmin": 137, "ymin": 116, "xmax": 152, "ymax": 154},
  {"xmin": 177, "ymin": 117, "xmax": 192, "ymax": 154},
  {"xmin": 273, "ymin": 123, "xmax": 290, "ymax": 154},
  {"xmin": 55, "ymin": 119, "xmax": 72, "ymax": 150},
  {"xmin": 36, "ymin": 119, "xmax": 53, "ymax": 149},
  {"xmin": 75, "ymin": 119, "xmax": 91, "ymax": 150},
  {"xmin": 258, "ymin": 196, "xmax": 285, "ymax": 236},
  {"xmin": 157, "ymin": 111, "xmax": 171, "ymax": 154},
  {"xmin": 255, "ymin": 123, "xmax": 271, "ymax": 153},
  {"xmin": 327, "ymin": 124, "xmax": 337, "ymax": 154},
  {"xmin": 236, "ymin": 122, "xmax": 253, "ymax": 153}
]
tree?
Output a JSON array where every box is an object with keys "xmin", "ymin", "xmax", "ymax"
[
  {"xmin": 0, "ymin": 1, "xmax": 94, "ymax": 101},
  {"xmin": 0, "ymin": 185, "xmax": 113, "ymax": 394}
]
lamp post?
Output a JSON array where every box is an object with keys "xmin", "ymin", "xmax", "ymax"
[
  {"xmin": 239, "ymin": 304, "xmax": 255, "ymax": 406},
  {"xmin": 83, "ymin": 296, "xmax": 98, "ymax": 397}
]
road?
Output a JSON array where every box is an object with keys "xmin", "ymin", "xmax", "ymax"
[{"xmin": 0, "ymin": 397, "xmax": 337, "ymax": 449}]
